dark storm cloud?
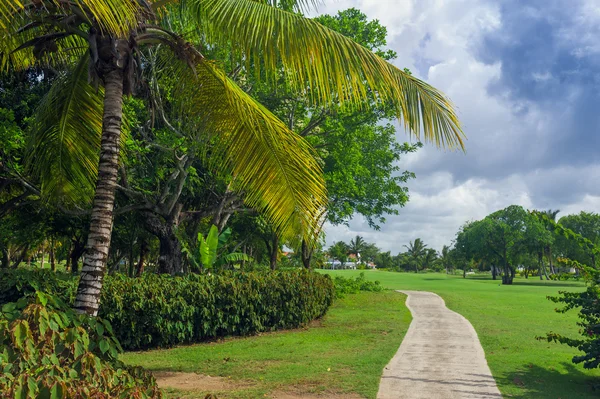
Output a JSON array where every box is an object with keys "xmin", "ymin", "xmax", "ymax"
[{"xmin": 475, "ymin": 0, "xmax": 600, "ymax": 166}]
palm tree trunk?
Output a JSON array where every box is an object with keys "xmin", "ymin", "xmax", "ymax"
[
  {"xmin": 301, "ymin": 239, "xmax": 312, "ymax": 269},
  {"xmin": 269, "ymin": 234, "xmax": 279, "ymax": 271},
  {"xmin": 73, "ymin": 67, "xmax": 124, "ymax": 315}
]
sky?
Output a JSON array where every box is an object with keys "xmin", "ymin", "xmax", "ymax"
[{"xmin": 316, "ymin": 0, "xmax": 600, "ymax": 252}]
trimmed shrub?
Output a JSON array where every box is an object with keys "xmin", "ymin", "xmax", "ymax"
[
  {"xmin": 0, "ymin": 269, "xmax": 335, "ymax": 350},
  {"xmin": 0, "ymin": 292, "xmax": 162, "ymax": 398},
  {"xmin": 332, "ymin": 272, "xmax": 384, "ymax": 297}
]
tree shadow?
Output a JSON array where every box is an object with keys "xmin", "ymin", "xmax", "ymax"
[
  {"xmin": 499, "ymin": 362, "xmax": 599, "ymax": 399},
  {"xmin": 512, "ymin": 281, "xmax": 584, "ymax": 288}
]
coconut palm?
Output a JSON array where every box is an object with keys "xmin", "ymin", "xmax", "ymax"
[
  {"xmin": 405, "ymin": 238, "xmax": 427, "ymax": 273},
  {"xmin": 438, "ymin": 245, "xmax": 451, "ymax": 274},
  {"xmin": 543, "ymin": 209, "xmax": 560, "ymax": 274},
  {"xmin": 2, "ymin": 0, "xmax": 464, "ymax": 315},
  {"xmin": 349, "ymin": 235, "xmax": 365, "ymax": 263}
]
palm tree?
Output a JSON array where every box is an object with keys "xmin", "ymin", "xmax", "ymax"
[
  {"xmin": 421, "ymin": 248, "xmax": 437, "ymax": 270},
  {"xmin": 3, "ymin": 0, "xmax": 464, "ymax": 315},
  {"xmin": 349, "ymin": 235, "xmax": 365, "ymax": 264},
  {"xmin": 405, "ymin": 238, "xmax": 427, "ymax": 273},
  {"xmin": 543, "ymin": 209, "xmax": 560, "ymax": 274},
  {"xmin": 438, "ymin": 245, "xmax": 451, "ymax": 274}
]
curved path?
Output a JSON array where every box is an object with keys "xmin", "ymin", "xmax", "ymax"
[{"xmin": 377, "ymin": 291, "xmax": 502, "ymax": 399}]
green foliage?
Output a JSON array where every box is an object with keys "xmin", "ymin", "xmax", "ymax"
[
  {"xmin": 1, "ymin": 269, "xmax": 335, "ymax": 350},
  {"xmin": 332, "ymin": 272, "xmax": 383, "ymax": 297},
  {"xmin": 534, "ymin": 216, "xmax": 600, "ymax": 371},
  {"xmin": 181, "ymin": 225, "xmax": 253, "ymax": 271},
  {"xmin": 0, "ymin": 269, "xmax": 76, "ymax": 305},
  {"xmin": 0, "ymin": 292, "xmax": 162, "ymax": 398}
]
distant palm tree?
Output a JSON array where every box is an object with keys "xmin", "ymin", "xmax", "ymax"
[
  {"xmin": 543, "ymin": 209, "xmax": 560, "ymax": 274},
  {"xmin": 438, "ymin": 245, "xmax": 451, "ymax": 274},
  {"xmin": 349, "ymin": 235, "xmax": 366, "ymax": 263},
  {"xmin": 422, "ymin": 248, "xmax": 437, "ymax": 270},
  {"xmin": 405, "ymin": 238, "xmax": 427, "ymax": 273}
]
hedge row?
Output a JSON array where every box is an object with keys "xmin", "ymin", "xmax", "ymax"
[{"xmin": 0, "ymin": 269, "xmax": 335, "ymax": 350}]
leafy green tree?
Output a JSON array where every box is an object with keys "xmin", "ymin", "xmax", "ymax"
[
  {"xmin": 328, "ymin": 241, "xmax": 349, "ymax": 268},
  {"xmin": 557, "ymin": 212, "xmax": 600, "ymax": 268},
  {"xmin": 374, "ymin": 251, "xmax": 393, "ymax": 269}
]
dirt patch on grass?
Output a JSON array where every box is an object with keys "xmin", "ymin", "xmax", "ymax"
[
  {"xmin": 154, "ymin": 371, "xmax": 362, "ymax": 398},
  {"xmin": 153, "ymin": 371, "xmax": 250, "ymax": 391}
]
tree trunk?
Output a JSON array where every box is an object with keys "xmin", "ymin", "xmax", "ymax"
[
  {"xmin": 548, "ymin": 246, "xmax": 555, "ymax": 275},
  {"xmin": 538, "ymin": 252, "xmax": 544, "ymax": 280},
  {"xmin": 143, "ymin": 211, "xmax": 184, "ymax": 275},
  {"xmin": 39, "ymin": 242, "xmax": 45, "ymax": 269},
  {"xmin": 158, "ymin": 234, "xmax": 183, "ymax": 274},
  {"xmin": 12, "ymin": 246, "xmax": 28, "ymax": 268},
  {"xmin": 49, "ymin": 239, "xmax": 56, "ymax": 271},
  {"xmin": 136, "ymin": 239, "xmax": 147, "ymax": 277},
  {"xmin": 128, "ymin": 244, "xmax": 135, "ymax": 277},
  {"xmin": 73, "ymin": 59, "xmax": 126, "ymax": 315},
  {"xmin": 269, "ymin": 234, "xmax": 279, "ymax": 271},
  {"xmin": 70, "ymin": 239, "xmax": 85, "ymax": 275},
  {"xmin": 301, "ymin": 239, "xmax": 312, "ymax": 269},
  {"xmin": 492, "ymin": 265, "xmax": 497, "ymax": 280},
  {"xmin": 1, "ymin": 247, "xmax": 9, "ymax": 269}
]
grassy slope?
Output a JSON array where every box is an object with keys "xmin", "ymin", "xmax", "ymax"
[
  {"xmin": 321, "ymin": 270, "xmax": 600, "ymax": 399},
  {"xmin": 123, "ymin": 291, "xmax": 410, "ymax": 398}
]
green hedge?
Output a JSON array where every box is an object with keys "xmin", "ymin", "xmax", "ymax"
[{"xmin": 0, "ymin": 269, "xmax": 335, "ymax": 350}]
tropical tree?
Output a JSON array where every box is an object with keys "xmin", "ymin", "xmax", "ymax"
[
  {"xmin": 542, "ymin": 209, "xmax": 560, "ymax": 274},
  {"xmin": 557, "ymin": 211, "xmax": 600, "ymax": 268},
  {"xmin": 328, "ymin": 241, "xmax": 349, "ymax": 268},
  {"xmin": 404, "ymin": 238, "xmax": 427, "ymax": 273},
  {"xmin": 438, "ymin": 245, "xmax": 452, "ymax": 274},
  {"xmin": 421, "ymin": 248, "xmax": 438, "ymax": 271},
  {"xmin": 2, "ymin": 0, "xmax": 463, "ymax": 315},
  {"xmin": 349, "ymin": 235, "xmax": 366, "ymax": 263}
]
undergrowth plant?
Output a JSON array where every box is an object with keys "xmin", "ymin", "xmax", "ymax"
[
  {"xmin": 0, "ymin": 292, "xmax": 161, "ymax": 398},
  {"xmin": 333, "ymin": 272, "xmax": 384, "ymax": 298}
]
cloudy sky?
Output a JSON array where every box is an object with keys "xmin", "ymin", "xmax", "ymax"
[{"xmin": 317, "ymin": 0, "xmax": 600, "ymax": 252}]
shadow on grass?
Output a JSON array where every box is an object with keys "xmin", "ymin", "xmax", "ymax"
[
  {"xmin": 512, "ymin": 281, "xmax": 584, "ymax": 288},
  {"xmin": 500, "ymin": 362, "xmax": 599, "ymax": 399}
]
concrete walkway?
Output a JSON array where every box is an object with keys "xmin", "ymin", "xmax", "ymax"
[{"xmin": 377, "ymin": 291, "xmax": 502, "ymax": 399}]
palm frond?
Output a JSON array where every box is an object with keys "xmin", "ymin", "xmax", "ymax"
[
  {"xmin": 183, "ymin": 0, "xmax": 464, "ymax": 149},
  {"xmin": 159, "ymin": 53, "xmax": 327, "ymax": 244},
  {"xmin": 0, "ymin": 0, "xmax": 142, "ymax": 37},
  {"xmin": 28, "ymin": 55, "xmax": 104, "ymax": 205}
]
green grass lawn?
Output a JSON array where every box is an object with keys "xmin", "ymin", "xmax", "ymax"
[
  {"xmin": 123, "ymin": 291, "xmax": 411, "ymax": 398},
  {"xmin": 321, "ymin": 270, "xmax": 600, "ymax": 399}
]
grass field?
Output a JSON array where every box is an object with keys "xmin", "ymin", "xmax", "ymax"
[
  {"xmin": 123, "ymin": 291, "xmax": 411, "ymax": 398},
  {"xmin": 321, "ymin": 270, "xmax": 600, "ymax": 399}
]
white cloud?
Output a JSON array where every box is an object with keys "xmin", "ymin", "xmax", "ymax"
[{"xmin": 317, "ymin": 0, "xmax": 600, "ymax": 253}]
